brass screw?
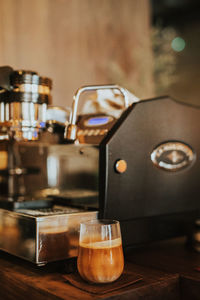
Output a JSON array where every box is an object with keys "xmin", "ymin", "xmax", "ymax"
[{"xmin": 115, "ymin": 159, "xmax": 127, "ymax": 174}]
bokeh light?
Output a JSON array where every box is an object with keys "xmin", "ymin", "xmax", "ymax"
[{"xmin": 171, "ymin": 37, "xmax": 186, "ymax": 52}]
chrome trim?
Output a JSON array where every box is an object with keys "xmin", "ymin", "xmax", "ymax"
[{"xmin": 13, "ymin": 84, "xmax": 51, "ymax": 95}]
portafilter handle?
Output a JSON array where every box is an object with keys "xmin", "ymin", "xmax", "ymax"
[{"xmin": 64, "ymin": 84, "xmax": 130, "ymax": 142}]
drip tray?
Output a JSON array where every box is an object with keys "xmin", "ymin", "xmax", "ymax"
[{"xmin": 0, "ymin": 203, "xmax": 98, "ymax": 265}]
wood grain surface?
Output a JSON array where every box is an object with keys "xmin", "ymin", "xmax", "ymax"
[
  {"xmin": 0, "ymin": 0, "xmax": 154, "ymax": 107},
  {"xmin": 0, "ymin": 250, "xmax": 179, "ymax": 300},
  {"xmin": 3, "ymin": 237, "xmax": 200, "ymax": 299}
]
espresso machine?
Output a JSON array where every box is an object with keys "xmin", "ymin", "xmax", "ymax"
[
  {"xmin": 0, "ymin": 67, "xmax": 133, "ymax": 265},
  {"xmin": 0, "ymin": 66, "xmax": 200, "ymax": 265}
]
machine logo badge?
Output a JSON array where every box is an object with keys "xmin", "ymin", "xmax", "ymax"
[{"xmin": 151, "ymin": 142, "xmax": 195, "ymax": 171}]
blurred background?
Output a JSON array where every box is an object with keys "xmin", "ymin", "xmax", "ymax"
[{"xmin": 0, "ymin": 0, "xmax": 199, "ymax": 107}]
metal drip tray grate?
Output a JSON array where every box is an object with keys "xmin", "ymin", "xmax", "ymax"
[{"xmin": 16, "ymin": 206, "xmax": 83, "ymax": 217}]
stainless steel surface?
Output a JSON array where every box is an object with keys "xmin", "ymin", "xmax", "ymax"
[
  {"xmin": 13, "ymin": 83, "xmax": 51, "ymax": 95},
  {"xmin": 65, "ymin": 84, "xmax": 131, "ymax": 141},
  {"xmin": 0, "ymin": 138, "xmax": 99, "ymax": 264},
  {"xmin": 0, "ymin": 101, "xmax": 7, "ymax": 123},
  {"xmin": 14, "ymin": 142, "xmax": 99, "ymax": 201},
  {"xmin": 0, "ymin": 127, "xmax": 99, "ymax": 201},
  {"xmin": 6, "ymin": 102, "xmax": 47, "ymax": 140},
  {"xmin": 0, "ymin": 69, "xmax": 52, "ymax": 141},
  {"xmin": 0, "ymin": 207, "xmax": 98, "ymax": 265}
]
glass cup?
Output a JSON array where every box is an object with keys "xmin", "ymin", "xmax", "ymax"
[{"xmin": 77, "ymin": 219, "xmax": 124, "ymax": 284}]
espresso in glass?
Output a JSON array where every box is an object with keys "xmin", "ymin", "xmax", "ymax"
[{"xmin": 77, "ymin": 220, "xmax": 124, "ymax": 284}]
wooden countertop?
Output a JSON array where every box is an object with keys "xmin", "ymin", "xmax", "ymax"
[{"xmin": 1, "ymin": 237, "xmax": 200, "ymax": 300}]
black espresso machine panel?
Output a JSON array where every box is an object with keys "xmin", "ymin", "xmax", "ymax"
[
  {"xmin": 65, "ymin": 85, "xmax": 200, "ymax": 248},
  {"xmin": 0, "ymin": 66, "xmax": 200, "ymax": 264},
  {"xmin": 98, "ymin": 97, "xmax": 200, "ymax": 247}
]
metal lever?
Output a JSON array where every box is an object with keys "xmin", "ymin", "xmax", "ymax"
[{"xmin": 64, "ymin": 84, "xmax": 130, "ymax": 142}]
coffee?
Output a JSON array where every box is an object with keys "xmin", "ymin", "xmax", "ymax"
[{"xmin": 77, "ymin": 237, "xmax": 124, "ymax": 283}]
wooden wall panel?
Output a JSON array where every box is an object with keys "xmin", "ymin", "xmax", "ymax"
[{"xmin": 0, "ymin": 0, "xmax": 154, "ymax": 107}]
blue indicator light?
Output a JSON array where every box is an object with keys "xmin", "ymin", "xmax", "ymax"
[
  {"xmin": 40, "ymin": 122, "xmax": 46, "ymax": 128},
  {"xmin": 87, "ymin": 117, "xmax": 110, "ymax": 126}
]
